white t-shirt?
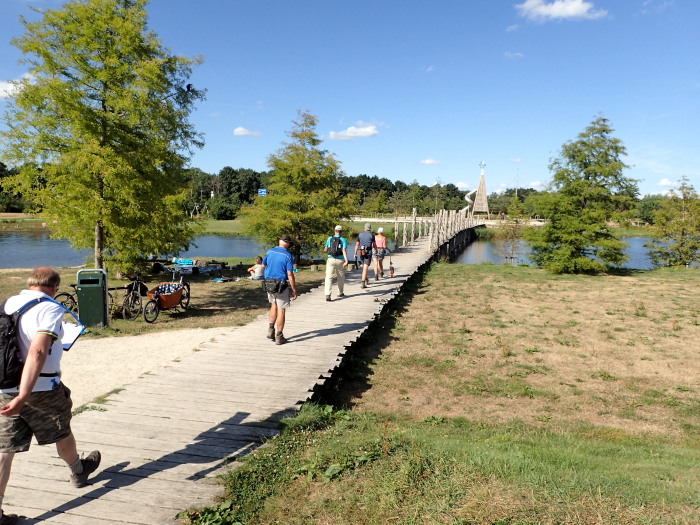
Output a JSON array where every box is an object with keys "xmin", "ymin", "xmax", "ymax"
[{"xmin": 1, "ymin": 289, "xmax": 65, "ymax": 393}]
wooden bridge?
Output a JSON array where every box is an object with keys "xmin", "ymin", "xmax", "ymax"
[{"xmin": 5, "ymin": 218, "xmax": 480, "ymax": 524}]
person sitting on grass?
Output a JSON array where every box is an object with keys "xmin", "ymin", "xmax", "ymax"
[{"xmin": 247, "ymin": 257, "xmax": 264, "ymax": 280}]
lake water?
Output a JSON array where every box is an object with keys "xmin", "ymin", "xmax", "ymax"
[
  {"xmin": 0, "ymin": 232, "xmax": 266, "ymax": 269},
  {"xmin": 453, "ymin": 236, "xmax": 654, "ymax": 270},
  {"xmin": 0, "ymin": 231, "xmax": 654, "ymax": 270}
]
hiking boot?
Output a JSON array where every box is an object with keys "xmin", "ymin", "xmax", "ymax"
[
  {"xmin": 338, "ymin": 293, "xmax": 345, "ymax": 297},
  {"xmin": 0, "ymin": 513, "xmax": 19, "ymax": 525},
  {"xmin": 267, "ymin": 325, "xmax": 275, "ymax": 339},
  {"xmin": 275, "ymin": 332, "xmax": 287, "ymax": 345},
  {"xmin": 375, "ymin": 275, "xmax": 379, "ymax": 281},
  {"xmin": 70, "ymin": 450, "xmax": 101, "ymax": 488},
  {"xmin": 326, "ymin": 295, "xmax": 331, "ymax": 302},
  {"xmin": 361, "ymin": 281, "xmax": 366, "ymax": 289}
]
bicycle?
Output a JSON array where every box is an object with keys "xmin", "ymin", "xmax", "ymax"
[
  {"xmin": 143, "ymin": 273, "xmax": 190, "ymax": 323},
  {"xmin": 121, "ymin": 273, "xmax": 149, "ymax": 321},
  {"xmin": 54, "ymin": 283, "xmax": 118, "ymax": 319}
]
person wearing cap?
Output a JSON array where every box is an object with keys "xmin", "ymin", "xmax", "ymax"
[
  {"xmin": 373, "ymin": 227, "xmax": 390, "ymax": 279},
  {"xmin": 354, "ymin": 223, "xmax": 377, "ymax": 289},
  {"xmin": 323, "ymin": 225, "xmax": 349, "ymax": 301},
  {"xmin": 261, "ymin": 235, "xmax": 298, "ymax": 345}
]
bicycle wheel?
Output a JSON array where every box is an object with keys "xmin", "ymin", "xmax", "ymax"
[
  {"xmin": 143, "ymin": 299, "xmax": 159, "ymax": 323},
  {"xmin": 179, "ymin": 283, "xmax": 190, "ymax": 309},
  {"xmin": 121, "ymin": 291, "xmax": 142, "ymax": 321},
  {"xmin": 54, "ymin": 292, "xmax": 78, "ymax": 313}
]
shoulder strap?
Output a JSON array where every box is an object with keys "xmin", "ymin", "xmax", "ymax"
[{"xmin": 12, "ymin": 297, "xmax": 44, "ymax": 317}]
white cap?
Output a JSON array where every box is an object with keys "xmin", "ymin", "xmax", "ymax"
[
  {"xmin": 335, "ymin": 225, "xmax": 343, "ymax": 231},
  {"xmin": 377, "ymin": 227, "xmax": 384, "ymax": 233}
]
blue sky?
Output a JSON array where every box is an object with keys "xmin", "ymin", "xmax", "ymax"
[{"xmin": 1, "ymin": 0, "xmax": 698, "ymax": 196}]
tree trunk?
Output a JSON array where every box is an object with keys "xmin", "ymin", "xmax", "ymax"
[{"xmin": 94, "ymin": 220, "xmax": 104, "ymax": 269}]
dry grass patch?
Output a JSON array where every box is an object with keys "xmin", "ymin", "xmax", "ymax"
[{"xmin": 353, "ymin": 263, "xmax": 700, "ymax": 437}]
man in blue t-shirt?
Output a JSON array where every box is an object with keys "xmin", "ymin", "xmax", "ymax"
[
  {"xmin": 262, "ymin": 235, "xmax": 298, "ymax": 345},
  {"xmin": 323, "ymin": 225, "xmax": 349, "ymax": 301}
]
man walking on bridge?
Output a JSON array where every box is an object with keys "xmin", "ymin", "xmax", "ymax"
[
  {"xmin": 355, "ymin": 223, "xmax": 377, "ymax": 289},
  {"xmin": 323, "ymin": 225, "xmax": 349, "ymax": 301},
  {"xmin": 0, "ymin": 267, "xmax": 101, "ymax": 524},
  {"xmin": 262, "ymin": 235, "xmax": 298, "ymax": 345}
]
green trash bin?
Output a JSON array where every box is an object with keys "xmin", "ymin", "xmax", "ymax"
[{"xmin": 76, "ymin": 269, "xmax": 109, "ymax": 328}]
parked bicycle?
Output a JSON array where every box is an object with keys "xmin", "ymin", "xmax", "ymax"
[
  {"xmin": 143, "ymin": 273, "xmax": 190, "ymax": 323},
  {"xmin": 121, "ymin": 273, "xmax": 149, "ymax": 321}
]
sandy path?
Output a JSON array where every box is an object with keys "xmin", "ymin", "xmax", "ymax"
[{"xmin": 61, "ymin": 325, "xmax": 243, "ymax": 408}]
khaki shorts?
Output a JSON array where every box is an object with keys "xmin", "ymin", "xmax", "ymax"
[
  {"xmin": 0, "ymin": 383, "xmax": 73, "ymax": 452},
  {"xmin": 267, "ymin": 285, "xmax": 291, "ymax": 309}
]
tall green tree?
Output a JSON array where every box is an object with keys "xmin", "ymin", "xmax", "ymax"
[
  {"xmin": 0, "ymin": 0, "xmax": 205, "ymax": 270},
  {"xmin": 646, "ymin": 178, "xmax": 700, "ymax": 268},
  {"xmin": 525, "ymin": 116, "xmax": 639, "ymax": 273},
  {"xmin": 241, "ymin": 111, "xmax": 354, "ymax": 263}
]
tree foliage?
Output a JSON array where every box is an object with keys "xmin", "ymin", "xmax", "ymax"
[
  {"xmin": 241, "ymin": 111, "xmax": 355, "ymax": 263},
  {"xmin": 0, "ymin": 0, "xmax": 205, "ymax": 271},
  {"xmin": 525, "ymin": 116, "xmax": 639, "ymax": 273},
  {"xmin": 646, "ymin": 178, "xmax": 700, "ymax": 268}
]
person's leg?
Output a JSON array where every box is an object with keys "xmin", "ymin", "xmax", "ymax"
[
  {"xmin": 55, "ymin": 433, "xmax": 79, "ymax": 465},
  {"xmin": 374, "ymin": 256, "xmax": 379, "ymax": 280},
  {"xmin": 0, "ymin": 452, "xmax": 16, "ymax": 505},
  {"xmin": 267, "ymin": 303, "xmax": 278, "ymax": 338},
  {"xmin": 337, "ymin": 262, "xmax": 345, "ymax": 295},
  {"xmin": 324, "ymin": 259, "xmax": 334, "ymax": 297},
  {"xmin": 276, "ymin": 307, "xmax": 286, "ymax": 333}
]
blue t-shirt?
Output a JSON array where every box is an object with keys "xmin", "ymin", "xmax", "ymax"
[
  {"xmin": 324, "ymin": 235, "xmax": 347, "ymax": 259},
  {"xmin": 262, "ymin": 246, "xmax": 294, "ymax": 281}
]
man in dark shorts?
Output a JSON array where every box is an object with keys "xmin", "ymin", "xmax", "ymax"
[
  {"xmin": 262, "ymin": 235, "xmax": 298, "ymax": 345},
  {"xmin": 354, "ymin": 223, "xmax": 377, "ymax": 289},
  {"xmin": 0, "ymin": 267, "xmax": 101, "ymax": 524}
]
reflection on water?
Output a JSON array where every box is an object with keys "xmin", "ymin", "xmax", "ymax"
[{"xmin": 454, "ymin": 237, "xmax": 654, "ymax": 270}]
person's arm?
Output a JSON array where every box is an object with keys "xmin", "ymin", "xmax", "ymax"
[
  {"xmin": 342, "ymin": 246, "xmax": 349, "ymax": 266},
  {"xmin": 0, "ymin": 333, "xmax": 52, "ymax": 417},
  {"xmin": 286, "ymin": 270, "xmax": 298, "ymax": 300}
]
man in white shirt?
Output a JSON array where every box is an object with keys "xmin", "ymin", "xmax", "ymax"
[{"xmin": 0, "ymin": 267, "xmax": 101, "ymax": 524}]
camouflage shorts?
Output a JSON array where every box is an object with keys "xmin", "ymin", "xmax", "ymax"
[{"xmin": 0, "ymin": 383, "xmax": 73, "ymax": 452}]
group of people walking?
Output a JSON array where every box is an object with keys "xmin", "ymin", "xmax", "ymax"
[
  {"xmin": 323, "ymin": 222, "xmax": 390, "ymax": 300},
  {"xmin": 259, "ymin": 223, "xmax": 391, "ymax": 348}
]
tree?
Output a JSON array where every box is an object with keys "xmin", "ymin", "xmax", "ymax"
[
  {"xmin": 0, "ymin": 0, "xmax": 205, "ymax": 271},
  {"xmin": 525, "ymin": 116, "xmax": 639, "ymax": 273},
  {"xmin": 241, "ymin": 111, "xmax": 355, "ymax": 263},
  {"xmin": 646, "ymin": 178, "xmax": 700, "ymax": 268}
]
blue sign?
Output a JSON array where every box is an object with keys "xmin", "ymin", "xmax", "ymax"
[{"xmin": 258, "ymin": 188, "xmax": 267, "ymax": 196}]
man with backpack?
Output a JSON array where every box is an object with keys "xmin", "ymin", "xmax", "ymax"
[
  {"xmin": 323, "ymin": 225, "xmax": 349, "ymax": 302},
  {"xmin": 0, "ymin": 267, "xmax": 101, "ymax": 524},
  {"xmin": 354, "ymin": 223, "xmax": 377, "ymax": 289}
]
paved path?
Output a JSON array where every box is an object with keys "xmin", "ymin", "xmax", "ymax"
[{"xmin": 5, "ymin": 238, "xmax": 435, "ymax": 524}]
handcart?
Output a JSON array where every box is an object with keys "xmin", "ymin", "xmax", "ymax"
[{"xmin": 143, "ymin": 277, "xmax": 190, "ymax": 323}]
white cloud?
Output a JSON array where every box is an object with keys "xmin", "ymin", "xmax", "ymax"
[
  {"xmin": 505, "ymin": 51, "xmax": 525, "ymax": 59},
  {"xmin": 328, "ymin": 124, "xmax": 379, "ymax": 141},
  {"xmin": 424, "ymin": 65, "xmax": 436, "ymax": 73},
  {"xmin": 641, "ymin": 0, "xmax": 674, "ymax": 15},
  {"xmin": 420, "ymin": 158, "xmax": 440, "ymax": 165},
  {"xmin": 529, "ymin": 181, "xmax": 543, "ymax": 188},
  {"xmin": 516, "ymin": 0, "xmax": 608, "ymax": 22},
  {"xmin": 506, "ymin": 24, "xmax": 521, "ymax": 32},
  {"xmin": 455, "ymin": 181, "xmax": 470, "ymax": 190},
  {"xmin": 658, "ymin": 178, "xmax": 677, "ymax": 188},
  {"xmin": 233, "ymin": 126, "xmax": 261, "ymax": 137},
  {"xmin": 0, "ymin": 73, "xmax": 33, "ymax": 99}
]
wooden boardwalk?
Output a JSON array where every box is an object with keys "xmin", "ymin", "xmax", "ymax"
[{"xmin": 5, "ymin": 237, "xmax": 436, "ymax": 524}]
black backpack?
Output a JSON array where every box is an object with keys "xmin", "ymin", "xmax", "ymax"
[
  {"xmin": 329, "ymin": 236, "xmax": 343, "ymax": 257},
  {"xmin": 0, "ymin": 298, "xmax": 43, "ymax": 389}
]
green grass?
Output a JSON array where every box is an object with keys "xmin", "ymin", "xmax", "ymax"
[{"xmin": 180, "ymin": 408, "xmax": 699, "ymax": 525}]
